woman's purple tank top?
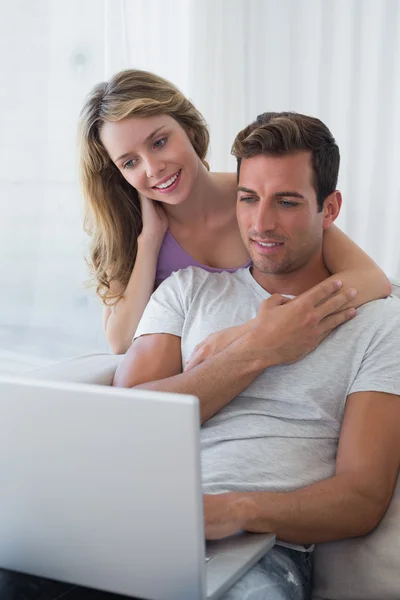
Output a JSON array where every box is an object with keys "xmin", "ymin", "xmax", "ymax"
[{"xmin": 156, "ymin": 231, "xmax": 251, "ymax": 286}]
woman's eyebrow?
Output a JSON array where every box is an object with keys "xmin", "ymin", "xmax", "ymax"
[{"xmin": 115, "ymin": 126, "xmax": 165, "ymax": 162}]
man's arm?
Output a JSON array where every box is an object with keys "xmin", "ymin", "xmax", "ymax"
[
  {"xmin": 113, "ymin": 331, "xmax": 265, "ymax": 424},
  {"xmin": 114, "ymin": 280, "xmax": 357, "ymax": 424},
  {"xmin": 205, "ymin": 391, "xmax": 400, "ymax": 544}
]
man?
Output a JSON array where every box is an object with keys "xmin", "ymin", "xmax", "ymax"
[{"xmin": 113, "ymin": 112, "xmax": 400, "ymax": 599}]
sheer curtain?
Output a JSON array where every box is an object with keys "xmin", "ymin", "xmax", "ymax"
[
  {"xmin": 183, "ymin": 0, "xmax": 400, "ymax": 277},
  {"xmin": 110, "ymin": 0, "xmax": 400, "ymax": 275},
  {"xmin": 1, "ymin": 0, "xmax": 399, "ymax": 373}
]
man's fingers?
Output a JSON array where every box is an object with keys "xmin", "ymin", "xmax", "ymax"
[
  {"xmin": 262, "ymin": 294, "xmax": 289, "ymax": 308},
  {"xmin": 301, "ymin": 279, "xmax": 343, "ymax": 308},
  {"xmin": 316, "ymin": 288, "xmax": 357, "ymax": 319},
  {"xmin": 320, "ymin": 307, "xmax": 357, "ymax": 334},
  {"xmin": 185, "ymin": 349, "xmax": 204, "ymax": 371}
]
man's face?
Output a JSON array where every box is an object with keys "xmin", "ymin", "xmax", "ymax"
[{"xmin": 237, "ymin": 152, "xmax": 326, "ymax": 279}]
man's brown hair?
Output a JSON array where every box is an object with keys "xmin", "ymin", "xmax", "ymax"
[{"xmin": 231, "ymin": 112, "xmax": 340, "ymax": 211}]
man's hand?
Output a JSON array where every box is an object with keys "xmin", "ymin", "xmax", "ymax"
[
  {"xmin": 204, "ymin": 493, "xmax": 253, "ymax": 540},
  {"xmin": 185, "ymin": 324, "xmax": 250, "ymax": 371},
  {"xmin": 186, "ymin": 279, "xmax": 355, "ymax": 372},
  {"xmin": 240, "ymin": 279, "xmax": 357, "ymax": 369}
]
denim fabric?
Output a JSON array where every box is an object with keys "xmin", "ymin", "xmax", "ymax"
[
  {"xmin": 0, "ymin": 545, "xmax": 312, "ymax": 600},
  {"xmin": 221, "ymin": 545, "xmax": 313, "ymax": 600}
]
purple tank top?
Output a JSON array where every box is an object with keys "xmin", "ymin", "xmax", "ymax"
[{"xmin": 156, "ymin": 231, "xmax": 252, "ymax": 286}]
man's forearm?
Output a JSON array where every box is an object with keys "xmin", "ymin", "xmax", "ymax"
[
  {"xmin": 134, "ymin": 340, "xmax": 264, "ymax": 424},
  {"xmin": 235, "ymin": 472, "xmax": 389, "ymax": 545}
]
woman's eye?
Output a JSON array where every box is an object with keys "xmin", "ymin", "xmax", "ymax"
[
  {"xmin": 123, "ymin": 158, "xmax": 137, "ymax": 169},
  {"xmin": 153, "ymin": 137, "xmax": 167, "ymax": 149}
]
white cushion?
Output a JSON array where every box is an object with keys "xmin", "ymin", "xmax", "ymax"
[
  {"xmin": 391, "ymin": 279, "xmax": 400, "ymax": 299},
  {"xmin": 29, "ymin": 353, "xmax": 122, "ymax": 386},
  {"xmin": 313, "ymin": 475, "xmax": 400, "ymax": 600}
]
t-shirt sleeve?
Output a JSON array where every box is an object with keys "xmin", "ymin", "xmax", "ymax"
[
  {"xmin": 133, "ymin": 271, "xmax": 186, "ymax": 341},
  {"xmin": 349, "ymin": 297, "xmax": 400, "ymax": 397},
  {"xmin": 133, "ymin": 266, "xmax": 209, "ymax": 341}
]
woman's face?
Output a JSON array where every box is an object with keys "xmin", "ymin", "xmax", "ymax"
[{"xmin": 100, "ymin": 114, "xmax": 201, "ymax": 205}]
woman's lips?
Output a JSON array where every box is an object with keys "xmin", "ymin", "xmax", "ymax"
[{"xmin": 152, "ymin": 169, "xmax": 182, "ymax": 194}]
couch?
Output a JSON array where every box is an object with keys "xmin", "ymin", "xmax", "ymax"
[{"xmin": 31, "ymin": 282, "xmax": 400, "ymax": 600}]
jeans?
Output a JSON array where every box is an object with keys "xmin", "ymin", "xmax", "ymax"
[
  {"xmin": 222, "ymin": 545, "xmax": 313, "ymax": 600},
  {"xmin": 0, "ymin": 545, "xmax": 313, "ymax": 600}
]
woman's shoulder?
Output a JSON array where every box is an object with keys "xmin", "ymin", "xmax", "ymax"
[{"xmin": 210, "ymin": 171, "xmax": 237, "ymax": 205}]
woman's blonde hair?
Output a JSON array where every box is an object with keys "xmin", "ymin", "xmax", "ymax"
[{"xmin": 78, "ymin": 69, "xmax": 210, "ymax": 305}]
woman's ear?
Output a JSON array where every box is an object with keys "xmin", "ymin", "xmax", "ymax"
[{"xmin": 322, "ymin": 191, "xmax": 342, "ymax": 229}]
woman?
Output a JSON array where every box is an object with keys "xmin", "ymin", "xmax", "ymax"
[{"xmin": 78, "ymin": 69, "xmax": 390, "ymax": 355}]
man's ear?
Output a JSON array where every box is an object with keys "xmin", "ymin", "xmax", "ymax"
[{"xmin": 322, "ymin": 191, "xmax": 342, "ymax": 229}]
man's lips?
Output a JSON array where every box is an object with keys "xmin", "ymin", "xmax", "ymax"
[{"xmin": 251, "ymin": 239, "xmax": 284, "ymax": 255}]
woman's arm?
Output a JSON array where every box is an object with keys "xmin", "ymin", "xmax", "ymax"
[
  {"xmin": 105, "ymin": 195, "xmax": 168, "ymax": 354},
  {"xmin": 323, "ymin": 225, "xmax": 391, "ymax": 307},
  {"xmin": 104, "ymin": 234, "xmax": 161, "ymax": 354}
]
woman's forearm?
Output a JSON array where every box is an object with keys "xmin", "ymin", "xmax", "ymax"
[
  {"xmin": 105, "ymin": 236, "xmax": 160, "ymax": 354},
  {"xmin": 323, "ymin": 225, "xmax": 391, "ymax": 307}
]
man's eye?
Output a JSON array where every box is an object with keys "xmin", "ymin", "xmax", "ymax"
[
  {"xmin": 123, "ymin": 158, "xmax": 137, "ymax": 169},
  {"xmin": 153, "ymin": 137, "xmax": 167, "ymax": 149},
  {"xmin": 240, "ymin": 196, "xmax": 257, "ymax": 203},
  {"xmin": 279, "ymin": 200, "xmax": 299, "ymax": 208}
]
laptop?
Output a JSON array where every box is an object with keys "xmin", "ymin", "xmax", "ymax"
[{"xmin": 0, "ymin": 376, "xmax": 275, "ymax": 600}]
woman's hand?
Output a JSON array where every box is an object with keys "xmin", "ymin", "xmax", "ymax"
[{"xmin": 138, "ymin": 193, "xmax": 168, "ymax": 245}]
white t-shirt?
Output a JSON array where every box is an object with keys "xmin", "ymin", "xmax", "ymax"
[{"xmin": 135, "ymin": 265, "xmax": 400, "ymax": 498}]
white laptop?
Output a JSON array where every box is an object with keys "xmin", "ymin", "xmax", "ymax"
[{"xmin": 0, "ymin": 376, "xmax": 275, "ymax": 600}]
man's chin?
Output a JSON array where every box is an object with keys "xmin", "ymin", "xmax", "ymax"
[{"xmin": 251, "ymin": 257, "xmax": 292, "ymax": 276}]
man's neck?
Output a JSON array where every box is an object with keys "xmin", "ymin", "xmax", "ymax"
[{"xmin": 252, "ymin": 256, "xmax": 331, "ymax": 297}]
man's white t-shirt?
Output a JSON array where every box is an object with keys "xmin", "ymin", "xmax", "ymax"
[{"xmin": 135, "ymin": 266, "xmax": 400, "ymax": 498}]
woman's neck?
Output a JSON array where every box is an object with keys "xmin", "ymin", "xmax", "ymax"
[{"xmin": 164, "ymin": 164, "xmax": 236, "ymax": 229}]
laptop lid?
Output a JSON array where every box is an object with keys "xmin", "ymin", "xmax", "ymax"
[{"xmin": 0, "ymin": 376, "xmax": 206, "ymax": 600}]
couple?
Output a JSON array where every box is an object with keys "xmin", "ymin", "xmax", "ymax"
[
  {"xmin": 79, "ymin": 69, "xmax": 390, "ymax": 356},
  {"xmin": 83, "ymin": 71, "xmax": 399, "ymax": 598},
  {"xmin": 2, "ymin": 72, "xmax": 399, "ymax": 600},
  {"xmin": 111, "ymin": 108, "xmax": 400, "ymax": 598}
]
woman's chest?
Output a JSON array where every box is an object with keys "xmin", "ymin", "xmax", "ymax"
[{"xmin": 169, "ymin": 220, "xmax": 249, "ymax": 269}]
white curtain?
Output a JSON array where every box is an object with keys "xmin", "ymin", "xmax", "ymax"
[
  {"xmin": 1, "ymin": 0, "xmax": 399, "ymax": 372},
  {"xmin": 106, "ymin": 0, "xmax": 400, "ymax": 276}
]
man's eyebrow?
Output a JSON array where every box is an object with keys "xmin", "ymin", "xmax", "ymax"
[
  {"xmin": 115, "ymin": 126, "xmax": 165, "ymax": 162},
  {"xmin": 273, "ymin": 191, "xmax": 305, "ymax": 199},
  {"xmin": 237, "ymin": 187, "xmax": 304, "ymax": 199},
  {"xmin": 237, "ymin": 186, "xmax": 259, "ymax": 194}
]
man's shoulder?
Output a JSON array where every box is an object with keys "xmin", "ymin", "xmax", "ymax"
[
  {"xmin": 358, "ymin": 294, "xmax": 400, "ymax": 319},
  {"xmin": 346, "ymin": 294, "xmax": 400, "ymax": 341}
]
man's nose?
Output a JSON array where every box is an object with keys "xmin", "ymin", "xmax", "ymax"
[{"xmin": 253, "ymin": 203, "xmax": 277, "ymax": 234}]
